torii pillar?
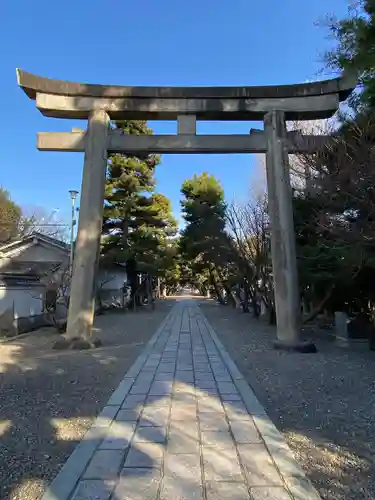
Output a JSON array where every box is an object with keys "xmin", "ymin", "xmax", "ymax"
[
  {"xmin": 67, "ymin": 110, "xmax": 109, "ymax": 339},
  {"xmin": 264, "ymin": 110, "xmax": 313, "ymax": 351}
]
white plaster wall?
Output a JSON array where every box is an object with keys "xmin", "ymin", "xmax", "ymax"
[{"xmin": 0, "ymin": 285, "xmax": 44, "ymax": 318}]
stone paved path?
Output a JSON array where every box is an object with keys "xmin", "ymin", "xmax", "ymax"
[{"xmin": 42, "ymin": 299, "xmax": 322, "ymax": 500}]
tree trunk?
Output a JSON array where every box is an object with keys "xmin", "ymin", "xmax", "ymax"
[
  {"xmin": 242, "ymin": 280, "xmax": 251, "ymax": 313},
  {"xmin": 223, "ymin": 282, "xmax": 236, "ymax": 308},
  {"xmin": 268, "ymin": 303, "xmax": 277, "ymax": 324},
  {"xmin": 209, "ymin": 268, "xmax": 225, "ymax": 305},
  {"xmin": 252, "ymin": 296, "xmax": 260, "ymax": 318},
  {"xmin": 236, "ymin": 286, "xmax": 249, "ymax": 313}
]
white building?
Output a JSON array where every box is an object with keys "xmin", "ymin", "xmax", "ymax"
[{"xmin": 0, "ymin": 233, "xmax": 128, "ymax": 335}]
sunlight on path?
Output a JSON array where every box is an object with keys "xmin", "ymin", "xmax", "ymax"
[{"xmin": 39, "ymin": 298, "xmax": 321, "ymax": 500}]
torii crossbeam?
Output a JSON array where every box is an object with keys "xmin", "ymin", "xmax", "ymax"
[{"xmin": 17, "ymin": 69, "xmax": 356, "ymax": 351}]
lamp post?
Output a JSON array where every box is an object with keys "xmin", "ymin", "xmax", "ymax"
[{"xmin": 69, "ymin": 190, "xmax": 79, "ymax": 277}]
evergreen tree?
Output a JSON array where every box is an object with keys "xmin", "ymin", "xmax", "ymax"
[
  {"xmin": 102, "ymin": 120, "xmax": 177, "ymax": 305},
  {"xmin": 0, "ymin": 187, "xmax": 21, "ymax": 243},
  {"xmin": 179, "ymin": 173, "xmax": 233, "ymax": 301},
  {"xmin": 325, "ymin": 0, "xmax": 375, "ymax": 108}
]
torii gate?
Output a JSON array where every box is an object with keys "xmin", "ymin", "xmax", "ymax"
[{"xmin": 17, "ymin": 70, "xmax": 355, "ymax": 351}]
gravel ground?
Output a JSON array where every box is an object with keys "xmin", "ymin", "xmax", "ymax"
[
  {"xmin": 200, "ymin": 301, "xmax": 375, "ymax": 500},
  {"xmin": 0, "ymin": 300, "xmax": 175, "ymax": 500}
]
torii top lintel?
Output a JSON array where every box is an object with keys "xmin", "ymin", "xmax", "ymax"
[{"xmin": 16, "ymin": 69, "xmax": 356, "ymax": 121}]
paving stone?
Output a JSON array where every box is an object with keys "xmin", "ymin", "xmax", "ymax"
[
  {"xmin": 96, "ymin": 406, "xmax": 120, "ymax": 426},
  {"xmin": 173, "ymin": 392, "xmax": 196, "ymax": 404},
  {"xmin": 167, "ymin": 427, "xmax": 200, "ymax": 453},
  {"xmin": 139, "ymin": 408, "xmax": 170, "ymax": 427},
  {"xmin": 171, "ymin": 403, "xmax": 197, "ymax": 421},
  {"xmin": 107, "ymin": 379, "xmax": 135, "ymax": 406},
  {"xmin": 194, "ymin": 363, "xmax": 211, "ymax": 372},
  {"xmin": 195, "ymin": 373, "xmax": 217, "ymax": 389},
  {"xmin": 230, "ymin": 420, "xmax": 262, "ymax": 444},
  {"xmin": 124, "ymin": 442, "xmax": 164, "ymax": 468},
  {"xmin": 154, "ymin": 372, "xmax": 174, "ymax": 381},
  {"xmin": 71, "ymin": 479, "xmax": 116, "ymax": 500},
  {"xmin": 170, "ymin": 417, "xmax": 199, "ymax": 432},
  {"xmin": 146, "ymin": 394, "xmax": 172, "ymax": 406},
  {"xmin": 221, "ymin": 393, "xmax": 242, "ymax": 402},
  {"xmin": 210, "ymin": 362, "xmax": 226, "ymax": 371},
  {"xmin": 266, "ymin": 442, "xmax": 305, "ymax": 478},
  {"xmin": 135, "ymin": 375, "xmax": 155, "ymax": 385},
  {"xmin": 215, "ymin": 375, "xmax": 233, "ymax": 382},
  {"xmin": 116, "ymin": 409, "xmax": 141, "ymax": 422},
  {"xmin": 194, "ymin": 374, "xmax": 216, "ymax": 382},
  {"xmin": 115, "ymin": 468, "xmax": 161, "ymax": 500},
  {"xmin": 206, "ymin": 482, "xmax": 251, "ymax": 500},
  {"xmin": 235, "ymin": 380, "xmax": 267, "ymax": 416},
  {"xmin": 142, "ymin": 366, "xmax": 157, "ymax": 373},
  {"xmin": 177, "ymin": 362, "xmax": 193, "ymax": 369},
  {"xmin": 197, "ymin": 390, "xmax": 219, "ymax": 402},
  {"xmin": 143, "ymin": 360, "xmax": 160, "ymax": 368},
  {"xmin": 284, "ymin": 477, "xmax": 322, "ymax": 500},
  {"xmin": 200, "ymin": 430, "xmax": 234, "ymax": 449},
  {"xmin": 250, "ymin": 487, "xmax": 293, "ymax": 500},
  {"xmin": 173, "ymin": 383, "xmax": 195, "ymax": 393},
  {"xmin": 149, "ymin": 382, "xmax": 173, "ymax": 396},
  {"xmin": 199, "ymin": 412, "xmax": 229, "ymax": 431},
  {"xmin": 99, "ymin": 422, "xmax": 136, "ymax": 450},
  {"xmin": 133, "ymin": 426, "xmax": 167, "ymax": 444},
  {"xmin": 202, "ymin": 445, "xmax": 243, "ymax": 481},
  {"xmin": 166, "ymin": 470, "xmax": 200, "ymax": 495},
  {"xmin": 237, "ymin": 444, "xmax": 284, "ymax": 486},
  {"xmin": 197, "ymin": 397, "xmax": 224, "ymax": 413},
  {"xmin": 157, "ymin": 363, "xmax": 176, "ymax": 372},
  {"xmin": 130, "ymin": 383, "xmax": 152, "ymax": 395},
  {"xmin": 175, "ymin": 372, "xmax": 195, "ymax": 383},
  {"xmin": 121, "ymin": 394, "xmax": 147, "ymax": 410},
  {"xmin": 223, "ymin": 401, "xmax": 250, "ymax": 421},
  {"xmin": 83, "ymin": 450, "xmax": 125, "ymax": 479},
  {"xmin": 217, "ymin": 382, "xmax": 237, "ymax": 394},
  {"xmin": 195, "ymin": 372, "xmax": 216, "ymax": 387},
  {"xmin": 164, "ymin": 452, "xmax": 201, "ymax": 479}
]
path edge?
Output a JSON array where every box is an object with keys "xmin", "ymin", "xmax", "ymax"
[
  {"xmin": 40, "ymin": 304, "xmax": 177, "ymax": 500},
  {"xmin": 198, "ymin": 304, "xmax": 322, "ymax": 500}
]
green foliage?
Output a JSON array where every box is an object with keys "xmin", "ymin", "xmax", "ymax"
[
  {"xmin": 180, "ymin": 172, "xmax": 231, "ymax": 268},
  {"xmin": 325, "ymin": 0, "xmax": 375, "ymax": 108},
  {"xmin": 102, "ymin": 120, "xmax": 177, "ymax": 277},
  {"xmin": 0, "ymin": 187, "xmax": 21, "ymax": 243},
  {"xmin": 293, "ymin": 112, "xmax": 375, "ymax": 313}
]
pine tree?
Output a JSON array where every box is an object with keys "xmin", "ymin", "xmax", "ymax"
[
  {"xmin": 325, "ymin": 0, "xmax": 375, "ymax": 108},
  {"xmin": 102, "ymin": 120, "xmax": 177, "ymax": 305},
  {"xmin": 0, "ymin": 187, "xmax": 21, "ymax": 243},
  {"xmin": 179, "ymin": 173, "xmax": 232, "ymax": 301}
]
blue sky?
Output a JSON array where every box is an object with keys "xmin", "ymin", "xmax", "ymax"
[{"xmin": 1, "ymin": 0, "xmax": 350, "ymax": 228}]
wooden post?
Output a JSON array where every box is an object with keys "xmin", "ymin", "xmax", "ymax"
[
  {"xmin": 264, "ymin": 110, "xmax": 316, "ymax": 352},
  {"xmin": 66, "ymin": 109, "xmax": 109, "ymax": 339}
]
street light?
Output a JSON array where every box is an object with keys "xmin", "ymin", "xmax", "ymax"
[{"xmin": 69, "ymin": 190, "xmax": 79, "ymax": 277}]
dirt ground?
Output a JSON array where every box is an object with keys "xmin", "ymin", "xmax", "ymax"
[
  {"xmin": 0, "ymin": 300, "xmax": 175, "ymax": 500},
  {"xmin": 200, "ymin": 300, "xmax": 375, "ymax": 500}
]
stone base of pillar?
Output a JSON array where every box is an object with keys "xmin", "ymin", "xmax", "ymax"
[
  {"xmin": 52, "ymin": 336, "xmax": 103, "ymax": 351},
  {"xmin": 273, "ymin": 339, "xmax": 317, "ymax": 353}
]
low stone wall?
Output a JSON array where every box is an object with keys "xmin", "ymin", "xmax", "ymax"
[{"xmin": 14, "ymin": 313, "xmax": 47, "ymax": 334}]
